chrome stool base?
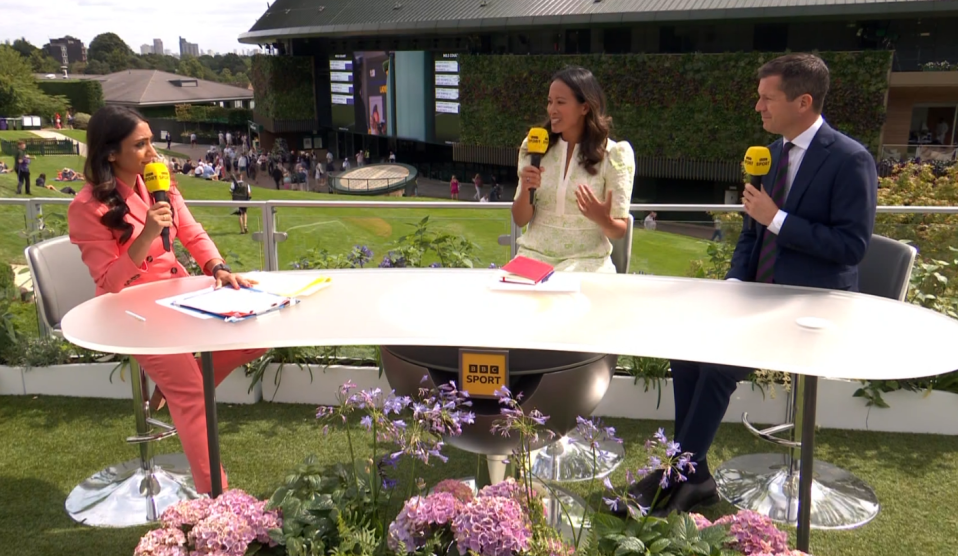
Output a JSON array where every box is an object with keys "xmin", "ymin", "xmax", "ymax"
[
  {"xmin": 715, "ymin": 453, "xmax": 880, "ymax": 530},
  {"xmin": 531, "ymin": 433, "xmax": 626, "ymax": 482},
  {"xmin": 434, "ymin": 477, "xmax": 588, "ymax": 540},
  {"xmin": 66, "ymin": 453, "xmax": 198, "ymax": 527}
]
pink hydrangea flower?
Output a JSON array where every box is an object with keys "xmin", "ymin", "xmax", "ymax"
[
  {"xmin": 433, "ymin": 479, "xmax": 475, "ymax": 503},
  {"xmin": 713, "ymin": 510, "xmax": 789, "ymax": 555},
  {"xmin": 160, "ymin": 497, "xmax": 215, "ymax": 528},
  {"xmin": 689, "ymin": 513, "xmax": 713, "ymax": 530},
  {"xmin": 133, "ymin": 527, "xmax": 188, "ymax": 556},
  {"xmin": 388, "ymin": 493, "xmax": 460, "ymax": 553},
  {"xmin": 452, "ymin": 496, "xmax": 532, "ymax": 556}
]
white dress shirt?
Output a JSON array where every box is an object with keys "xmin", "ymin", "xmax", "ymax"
[{"xmin": 767, "ymin": 115, "xmax": 825, "ymax": 235}]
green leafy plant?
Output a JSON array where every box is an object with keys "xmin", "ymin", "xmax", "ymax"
[
  {"xmin": 622, "ymin": 357, "xmax": 671, "ymax": 409},
  {"xmin": 250, "ymin": 55, "xmax": 317, "ymax": 121},
  {"xmin": 590, "ymin": 512, "xmax": 735, "ymax": 556},
  {"xmin": 461, "ymin": 51, "xmax": 892, "ymax": 158},
  {"xmin": 35, "ymin": 80, "xmax": 105, "ymax": 114}
]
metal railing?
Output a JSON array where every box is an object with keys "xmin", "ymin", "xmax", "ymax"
[{"xmin": 4, "ymin": 197, "xmax": 958, "ymax": 273}]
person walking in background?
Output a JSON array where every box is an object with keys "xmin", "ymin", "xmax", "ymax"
[
  {"xmin": 643, "ymin": 211, "xmax": 657, "ymax": 230},
  {"xmin": 450, "ymin": 175, "xmax": 460, "ymax": 200},
  {"xmin": 472, "ymin": 173, "xmax": 483, "ymax": 200}
]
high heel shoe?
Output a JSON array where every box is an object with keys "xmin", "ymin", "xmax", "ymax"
[{"xmin": 149, "ymin": 385, "xmax": 167, "ymax": 412}]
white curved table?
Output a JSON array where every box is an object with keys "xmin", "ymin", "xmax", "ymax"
[{"xmin": 61, "ymin": 269, "xmax": 958, "ymax": 550}]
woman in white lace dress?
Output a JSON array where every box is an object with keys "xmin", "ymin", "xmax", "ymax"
[{"xmin": 511, "ymin": 66, "xmax": 635, "ymax": 273}]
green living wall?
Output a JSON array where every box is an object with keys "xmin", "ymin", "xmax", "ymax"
[
  {"xmin": 249, "ymin": 54, "xmax": 316, "ymax": 120},
  {"xmin": 460, "ymin": 51, "xmax": 893, "ymax": 159},
  {"xmin": 35, "ymin": 80, "xmax": 105, "ymax": 114}
]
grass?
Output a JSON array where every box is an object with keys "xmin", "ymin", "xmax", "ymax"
[
  {"xmin": 0, "ymin": 151, "xmax": 710, "ymax": 274},
  {"xmin": 54, "ymin": 129, "xmax": 87, "ymax": 144},
  {"xmin": 0, "ymin": 395, "xmax": 955, "ymax": 556}
]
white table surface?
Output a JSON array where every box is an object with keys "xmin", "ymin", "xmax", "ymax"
[{"xmin": 60, "ymin": 269, "xmax": 958, "ymax": 381}]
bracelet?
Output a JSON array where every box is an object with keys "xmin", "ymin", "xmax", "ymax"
[{"xmin": 211, "ymin": 263, "xmax": 231, "ymax": 277}]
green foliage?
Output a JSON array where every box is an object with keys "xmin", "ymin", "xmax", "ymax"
[
  {"xmin": 265, "ymin": 455, "xmax": 387, "ymax": 556},
  {"xmin": 621, "ymin": 356, "xmax": 671, "ymax": 409},
  {"xmin": 250, "ymin": 55, "xmax": 316, "ymax": 120},
  {"xmin": 14, "ymin": 335, "xmax": 75, "ymax": 369},
  {"xmin": 174, "ymin": 104, "xmax": 253, "ymax": 125},
  {"xmin": 87, "ymin": 32, "xmax": 134, "ymax": 72},
  {"xmin": 591, "ymin": 511, "xmax": 735, "ymax": 556},
  {"xmin": 35, "ymin": 80, "xmax": 105, "ymax": 114},
  {"xmin": 0, "ymin": 45, "xmax": 68, "ymax": 118},
  {"xmin": 460, "ymin": 51, "xmax": 892, "ymax": 157},
  {"xmin": 72, "ymin": 112, "xmax": 91, "ymax": 130}
]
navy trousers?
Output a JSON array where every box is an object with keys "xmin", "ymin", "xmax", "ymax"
[{"xmin": 670, "ymin": 360, "xmax": 754, "ymax": 480}]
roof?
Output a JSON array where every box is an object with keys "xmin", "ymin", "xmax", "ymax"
[
  {"xmin": 97, "ymin": 70, "xmax": 253, "ymax": 107},
  {"xmin": 34, "ymin": 73, "xmax": 105, "ymax": 81},
  {"xmin": 239, "ymin": 0, "xmax": 958, "ymax": 42}
]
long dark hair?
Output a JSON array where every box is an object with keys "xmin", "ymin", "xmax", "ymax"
[
  {"xmin": 541, "ymin": 66, "xmax": 612, "ymax": 176},
  {"xmin": 85, "ymin": 106, "xmax": 147, "ymax": 244}
]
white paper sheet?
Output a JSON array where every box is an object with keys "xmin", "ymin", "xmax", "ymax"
[
  {"xmin": 156, "ymin": 286, "xmax": 295, "ymax": 321},
  {"xmin": 487, "ymin": 272, "xmax": 580, "ymax": 293}
]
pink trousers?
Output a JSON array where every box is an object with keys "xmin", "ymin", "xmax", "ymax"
[{"xmin": 135, "ymin": 348, "xmax": 268, "ymax": 494}]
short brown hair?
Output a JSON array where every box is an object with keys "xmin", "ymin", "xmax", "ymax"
[{"xmin": 757, "ymin": 53, "xmax": 830, "ymax": 112}]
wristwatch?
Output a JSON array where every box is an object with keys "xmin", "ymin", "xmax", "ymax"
[{"xmin": 211, "ymin": 263, "xmax": 232, "ymax": 277}]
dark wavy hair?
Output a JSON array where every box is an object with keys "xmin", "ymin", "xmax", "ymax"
[
  {"xmin": 84, "ymin": 106, "xmax": 147, "ymax": 244},
  {"xmin": 541, "ymin": 66, "xmax": 612, "ymax": 176}
]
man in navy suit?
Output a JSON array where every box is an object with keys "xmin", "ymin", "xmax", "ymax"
[{"xmin": 629, "ymin": 53, "xmax": 878, "ymax": 515}]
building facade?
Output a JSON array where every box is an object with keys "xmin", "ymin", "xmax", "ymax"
[
  {"xmin": 239, "ymin": 0, "xmax": 958, "ymax": 204},
  {"xmin": 45, "ymin": 36, "xmax": 87, "ymax": 66},
  {"xmin": 179, "ymin": 37, "xmax": 200, "ymax": 58}
]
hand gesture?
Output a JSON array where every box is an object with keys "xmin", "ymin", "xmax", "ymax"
[
  {"xmin": 144, "ymin": 202, "xmax": 172, "ymax": 240},
  {"xmin": 519, "ymin": 165, "xmax": 543, "ymax": 192},
  {"xmin": 214, "ymin": 270, "xmax": 257, "ymax": 290},
  {"xmin": 575, "ymin": 184, "xmax": 613, "ymax": 224},
  {"xmin": 742, "ymin": 183, "xmax": 779, "ymax": 227}
]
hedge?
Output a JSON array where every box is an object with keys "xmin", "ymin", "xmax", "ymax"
[
  {"xmin": 459, "ymin": 51, "xmax": 893, "ymax": 159},
  {"xmin": 35, "ymin": 80, "xmax": 105, "ymax": 115},
  {"xmin": 249, "ymin": 55, "xmax": 316, "ymax": 120},
  {"xmin": 174, "ymin": 104, "xmax": 253, "ymax": 125}
]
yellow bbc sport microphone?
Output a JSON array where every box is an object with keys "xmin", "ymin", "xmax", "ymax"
[
  {"xmin": 143, "ymin": 161, "xmax": 172, "ymax": 252},
  {"xmin": 526, "ymin": 127, "xmax": 550, "ymax": 205},
  {"xmin": 742, "ymin": 146, "xmax": 772, "ymax": 231}
]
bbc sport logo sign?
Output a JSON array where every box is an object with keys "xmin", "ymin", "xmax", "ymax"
[{"xmin": 459, "ymin": 349, "xmax": 509, "ymax": 398}]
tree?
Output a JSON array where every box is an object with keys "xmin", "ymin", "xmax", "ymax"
[
  {"xmin": 88, "ymin": 32, "xmax": 133, "ymax": 70},
  {"xmin": 0, "ymin": 45, "xmax": 67, "ymax": 117},
  {"xmin": 29, "ymin": 50, "xmax": 62, "ymax": 74},
  {"xmin": 11, "ymin": 38, "xmax": 37, "ymax": 58}
]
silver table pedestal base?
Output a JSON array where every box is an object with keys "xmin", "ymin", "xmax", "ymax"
[
  {"xmin": 65, "ymin": 453, "xmax": 198, "ymax": 527},
  {"xmin": 530, "ymin": 433, "xmax": 626, "ymax": 482},
  {"xmin": 715, "ymin": 453, "xmax": 880, "ymax": 530}
]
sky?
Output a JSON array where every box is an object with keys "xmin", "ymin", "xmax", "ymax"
[{"xmin": 0, "ymin": 0, "xmax": 271, "ymax": 55}]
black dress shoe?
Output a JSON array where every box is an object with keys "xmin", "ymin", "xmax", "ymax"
[
  {"xmin": 611, "ymin": 469, "xmax": 670, "ymax": 516},
  {"xmin": 650, "ymin": 477, "xmax": 720, "ymax": 517}
]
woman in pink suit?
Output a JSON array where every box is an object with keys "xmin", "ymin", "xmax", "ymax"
[{"xmin": 67, "ymin": 105, "xmax": 267, "ymax": 495}]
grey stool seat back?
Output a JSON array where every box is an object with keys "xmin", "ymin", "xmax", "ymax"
[
  {"xmin": 857, "ymin": 235, "xmax": 917, "ymax": 301},
  {"xmin": 610, "ymin": 214, "xmax": 634, "ymax": 275},
  {"xmin": 25, "ymin": 236, "xmax": 96, "ymax": 333}
]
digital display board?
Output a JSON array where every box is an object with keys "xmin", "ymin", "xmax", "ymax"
[
  {"xmin": 434, "ymin": 53, "xmax": 461, "ymax": 144},
  {"xmin": 329, "ymin": 54, "xmax": 356, "ymax": 131}
]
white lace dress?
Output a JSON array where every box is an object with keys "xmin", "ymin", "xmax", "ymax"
[{"xmin": 514, "ymin": 137, "xmax": 636, "ymax": 273}]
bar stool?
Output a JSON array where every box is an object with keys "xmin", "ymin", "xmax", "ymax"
[
  {"xmin": 529, "ymin": 214, "xmax": 633, "ymax": 482},
  {"xmin": 26, "ymin": 236, "xmax": 197, "ymax": 527},
  {"xmin": 714, "ymin": 235, "xmax": 917, "ymax": 529}
]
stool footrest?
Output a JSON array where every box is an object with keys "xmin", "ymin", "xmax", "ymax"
[
  {"xmin": 742, "ymin": 412, "xmax": 801, "ymax": 448},
  {"xmin": 126, "ymin": 418, "xmax": 178, "ymax": 444}
]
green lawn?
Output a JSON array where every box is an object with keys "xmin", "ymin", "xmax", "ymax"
[
  {"xmin": 0, "ymin": 395, "xmax": 955, "ymax": 556},
  {"xmin": 0, "ymin": 130, "xmax": 39, "ymax": 141},
  {"xmin": 55, "ymin": 129, "xmax": 87, "ymax": 144}
]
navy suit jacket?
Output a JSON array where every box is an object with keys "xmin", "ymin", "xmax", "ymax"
[{"xmin": 727, "ymin": 122, "xmax": 878, "ymax": 292}]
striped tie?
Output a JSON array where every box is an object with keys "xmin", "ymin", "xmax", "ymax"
[{"xmin": 755, "ymin": 142, "xmax": 793, "ymax": 284}]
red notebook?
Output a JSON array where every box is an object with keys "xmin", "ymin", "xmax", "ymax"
[{"xmin": 500, "ymin": 255, "xmax": 555, "ymax": 285}]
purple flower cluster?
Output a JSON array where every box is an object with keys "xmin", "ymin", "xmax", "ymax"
[
  {"xmin": 135, "ymin": 490, "xmax": 281, "ymax": 556},
  {"xmin": 574, "ymin": 415, "xmax": 622, "ymax": 450},
  {"xmin": 387, "ymin": 492, "xmax": 462, "ymax": 553},
  {"xmin": 316, "ymin": 380, "xmax": 474, "ymax": 466},
  {"xmin": 452, "ymin": 495, "xmax": 532, "ymax": 556},
  {"xmin": 379, "ymin": 251, "xmax": 408, "ymax": 268},
  {"xmin": 348, "ymin": 245, "xmax": 373, "ymax": 268},
  {"xmin": 490, "ymin": 386, "xmax": 555, "ymax": 446},
  {"xmin": 602, "ymin": 428, "xmax": 696, "ymax": 519},
  {"xmin": 711, "ymin": 510, "xmax": 790, "ymax": 555},
  {"xmin": 478, "ymin": 477, "xmax": 537, "ymax": 513}
]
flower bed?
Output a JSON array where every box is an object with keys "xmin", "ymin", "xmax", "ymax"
[{"xmin": 133, "ymin": 379, "xmax": 810, "ymax": 556}]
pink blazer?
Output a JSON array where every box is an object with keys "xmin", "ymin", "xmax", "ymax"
[{"xmin": 68, "ymin": 175, "xmax": 222, "ymax": 296}]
